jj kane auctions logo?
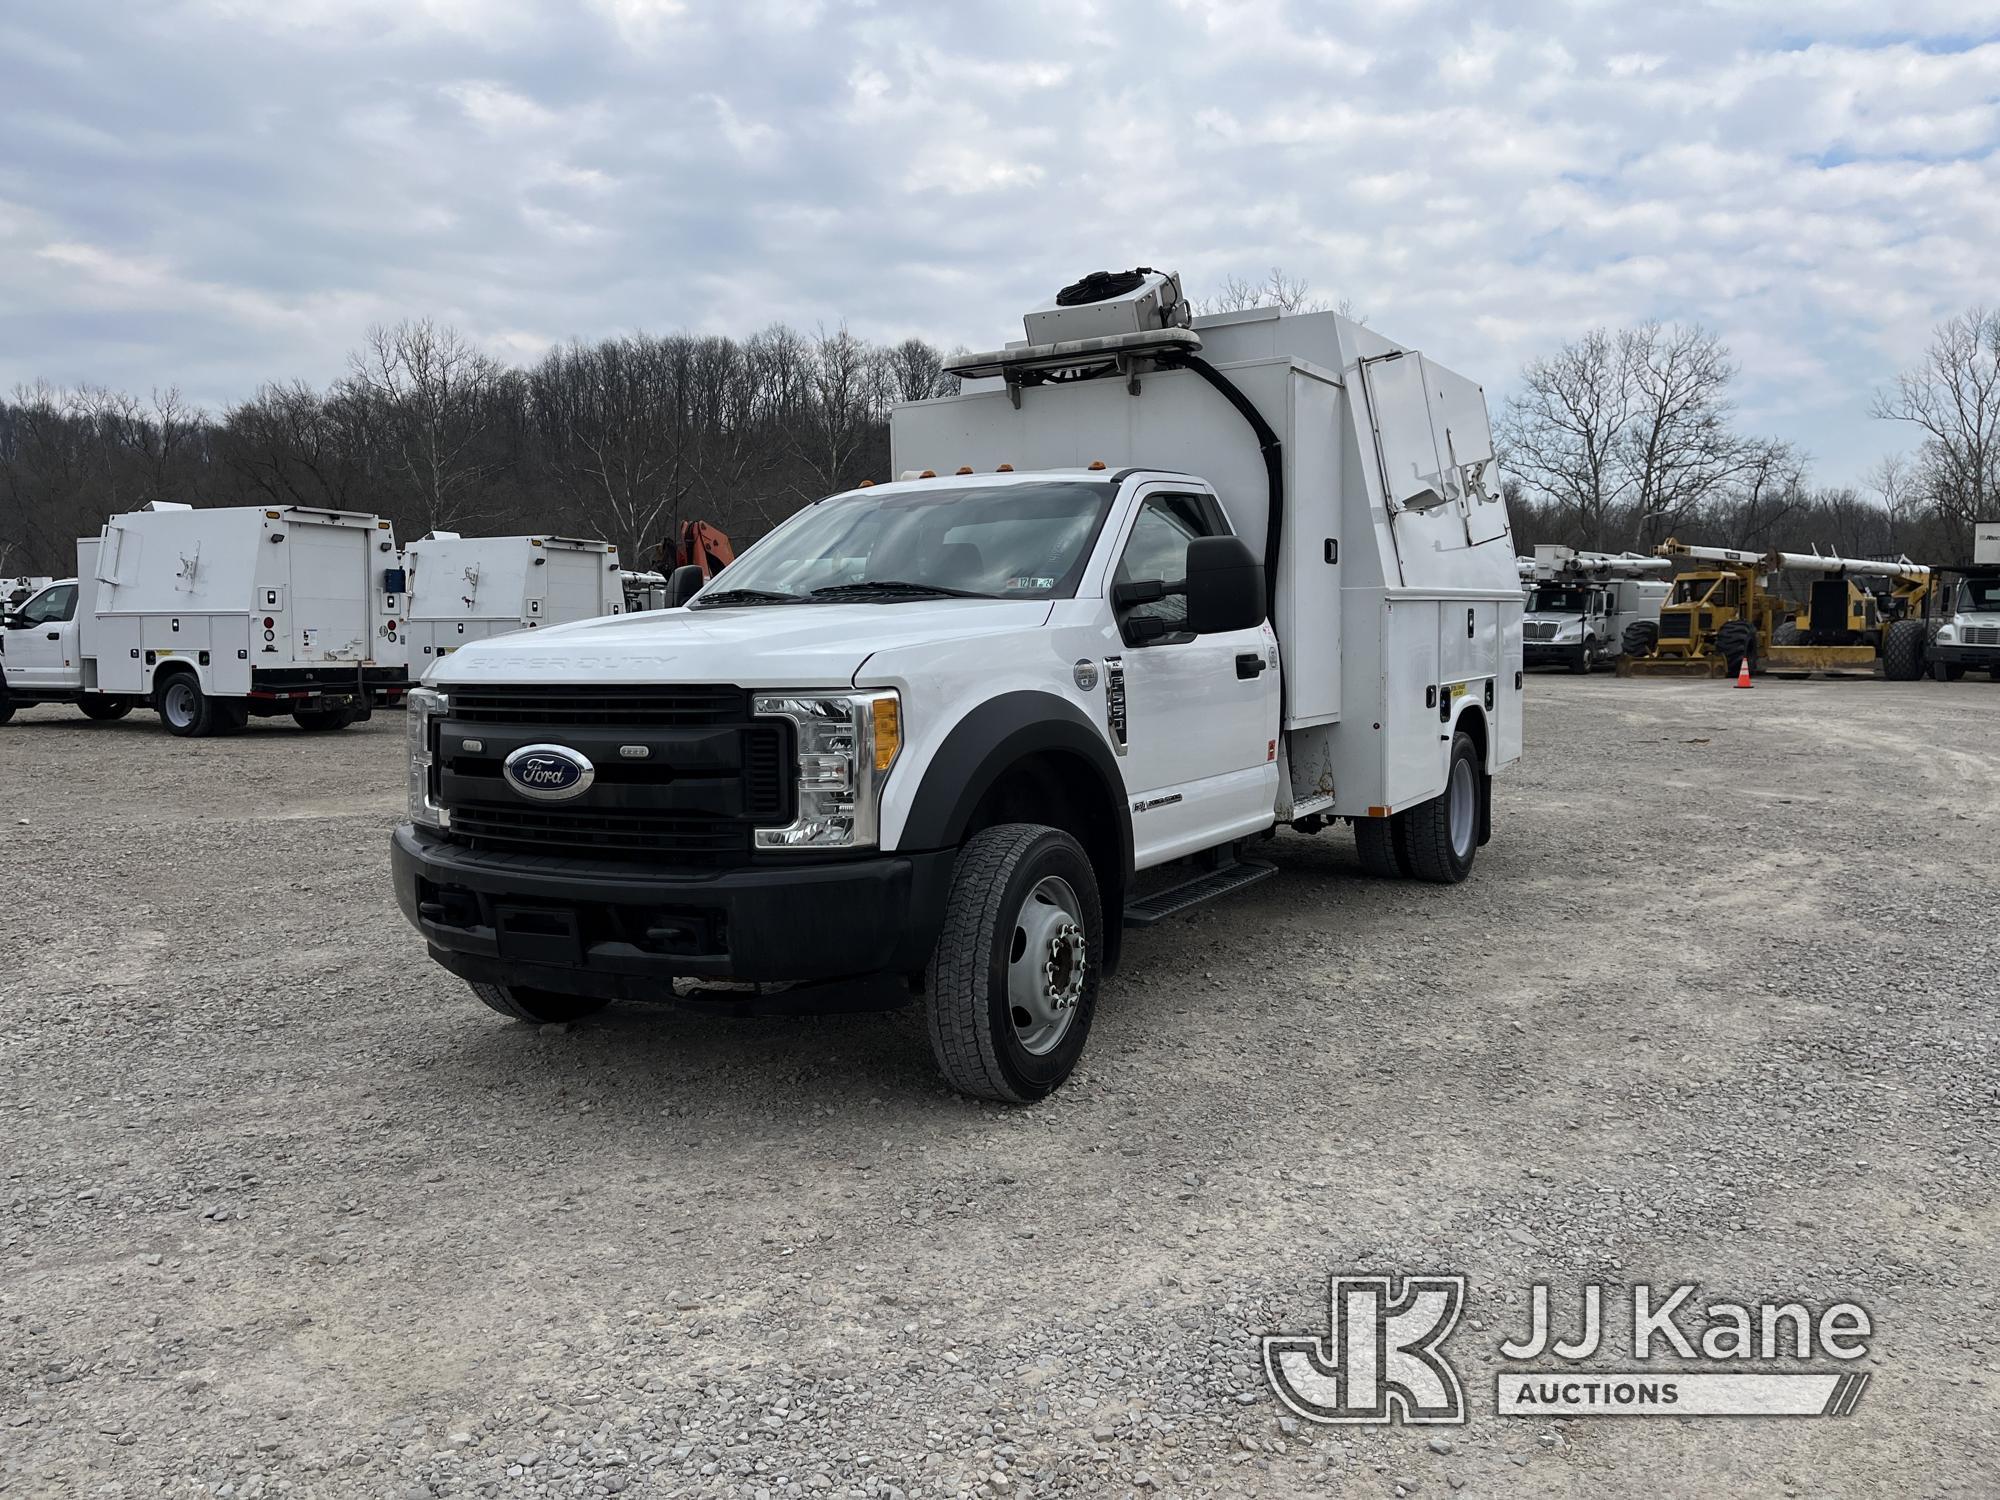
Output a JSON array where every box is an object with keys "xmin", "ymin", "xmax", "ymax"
[{"xmin": 1264, "ymin": 1276, "xmax": 1873, "ymax": 1423}]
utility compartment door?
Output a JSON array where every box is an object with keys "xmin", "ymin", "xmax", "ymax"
[
  {"xmin": 1280, "ymin": 368, "xmax": 1343, "ymax": 727},
  {"xmin": 544, "ymin": 549, "xmax": 611, "ymax": 626},
  {"xmin": 289, "ymin": 523, "xmax": 370, "ymax": 661}
]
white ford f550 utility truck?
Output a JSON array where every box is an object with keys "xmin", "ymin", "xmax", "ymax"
[
  {"xmin": 392, "ymin": 267, "xmax": 1524, "ymax": 1101},
  {"xmin": 399, "ymin": 532, "xmax": 625, "ymax": 668},
  {"xmin": 0, "ymin": 501, "xmax": 409, "ymax": 733}
]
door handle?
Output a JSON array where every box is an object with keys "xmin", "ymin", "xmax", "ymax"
[
  {"xmin": 1235, "ymin": 652, "xmax": 1266, "ymax": 679},
  {"xmin": 46, "ymin": 631, "xmax": 60, "ymax": 640}
]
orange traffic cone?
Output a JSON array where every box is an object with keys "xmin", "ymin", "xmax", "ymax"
[{"xmin": 1735, "ymin": 656, "xmax": 1752, "ymax": 688}]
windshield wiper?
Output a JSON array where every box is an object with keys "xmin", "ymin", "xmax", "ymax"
[
  {"xmin": 808, "ymin": 580, "xmax": 996, "ymax": 601},
  {"xmin": 689, "ymin": 588, "xmax": 807, "ymax": 609}
]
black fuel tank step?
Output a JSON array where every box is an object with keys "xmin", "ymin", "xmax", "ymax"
[{"xmin": 1122, "ymin": 858, "xmax": 1277, "ymax": 927}]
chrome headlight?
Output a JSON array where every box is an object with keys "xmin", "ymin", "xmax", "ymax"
[
  {"xmin": 1936, "ymin": 623, "xmax": 1956, "ymax": 642},
  {"xmin": 752, "ymin": 691, "xmax": 901, "ymax": 850},
  {"xmin": 406, "ymin": 686, "xmax": 450, "ymax": 830}
]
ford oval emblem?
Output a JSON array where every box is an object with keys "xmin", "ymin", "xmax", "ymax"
[{"xmin": 502, "ymin": 743, "xmax": 595, "ymax": 803}]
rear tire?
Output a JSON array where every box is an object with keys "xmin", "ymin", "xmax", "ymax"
[
  {"xmin": 1882, "ymin": 618, "xmax": 1926, "ymax": 681},
  {"xmin": 925, "ymin": 823, "xmax": 1100, "ymax": 1104},
  {"xmin": 292, "ymin": 705, "xmax": 357, "ymax": 731},
  {"xmin": 78, "ymin": 695, "xmax": 132, "ymax": 721},
  {"xmin": 1396, "ymin": 731, "xmax": 1482, "ymax": 885},
  {"xmin": 467, "ymin": 982, "xmax": 609, "ymax": 1023},
  {"xmin": 1353, "ymin": 817, "xmax": 1402, "ymax": 878},
  {"xmin": 1622, "ymin": 620, "xmax": 1659, "ymax": 659},
  {"xmin": 156, "ymin": 672, "xmax": 221, "ymax": 737},
  {"xmin": 1772, "ymin": 622, "xmax": 1803, "ymax": 646}
]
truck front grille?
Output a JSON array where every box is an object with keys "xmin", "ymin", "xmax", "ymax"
[
  {"xmin": 1962, "ymin": 625, "xmax": 1999, "ymax": 646},
  {"xmin": 1657, "ymin": 614, "xmax": 1692, "ymax": 640},
  {"xmin": 448, "ymin": 684, "xmax": 746, "ymax": 726},
  {"xmin": 449, "ymin": 807, "xmax": 748, "ymax": 861},
  {"xmin": 435, "ymin": 684, "xmax": 792, "ymax": 864},
  {"xmin": 1524, "ymin": 621, "xmax": 1559, "ymax": 641}
]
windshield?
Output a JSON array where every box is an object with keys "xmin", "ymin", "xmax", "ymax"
[
  {"xmin": 696, "ymin": 481, "xmax": 1113, "ymax": 606},
  {"xmin": 1530, "ymin": 585, "xmax": 1592, "ymax": 614},
  {"xmin": 1671, "ymin": 575, "xmax": 1716, "ymax": 604},
  {"xmin": 1961, "ymin": 576, "xmax": 2000, "ymax": 613}
]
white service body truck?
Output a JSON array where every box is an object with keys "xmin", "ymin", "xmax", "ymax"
[
  {"xmin": 1521, "ymin": 546, "xmax": 1669, "ymax": 672},
  {"xmin": 392, "ymin": 267, "xmax": 1524, "ymax": 1101},
  {"xmin": 401, "ymin": 533, "xmax": 625, "ymax": 668},
  {"xmin": 0, "ymin": 502, "xmax": 409, "ymax": 733},
  {"xmin": 1927, "ymin": 522, "xmax": 2000, "ymax": 681}
]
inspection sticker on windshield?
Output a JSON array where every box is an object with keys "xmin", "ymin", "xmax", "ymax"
[{"xmin": 1005, "ymin": 576, "xmax": 1054, "ymax": 591}]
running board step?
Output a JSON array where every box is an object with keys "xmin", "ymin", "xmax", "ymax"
[{"xmin": 1122, "ymin": 859, "xmax": 1277, "ymax": 927}]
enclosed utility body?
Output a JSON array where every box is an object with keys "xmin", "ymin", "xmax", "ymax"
[
  {"xmin": 390, "ymin": 266, "xmax": 1522, "ymax": 1103},
  {"xmin": 402, "ymin": 533, "xmax": 624, "ymax": 667},
  {"xmin": 0, "ymin": 503, "xmax": 407, "ymax": 734}
]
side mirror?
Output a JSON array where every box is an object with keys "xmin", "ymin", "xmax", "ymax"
[
  {"xmin": 1183, "ymin": 535, "xmax": 1266, "ymax": 634},
  {"xmin": 667, "ymin": 565, "xmax": 704, "ymax": 608}
]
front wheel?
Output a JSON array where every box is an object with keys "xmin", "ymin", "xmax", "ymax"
[
  {"xmin": 1881, "ymin": 618, "xmax": 1926, "ymax": 681},
  {"xmin": 78, "ymin": 695, "xmax": 133, "ymax": 721},
  {"xmin": 1933, "ymin": 660, "xmax": 1966, "ymax": 682},
  {"xmin": 1395, "ymin": 731, "xmax": 1482, "ymax": 884},
  {"xmin": 925, "ymin": 824, "xmax": 1101, "ymax": 1103},
  {"xmin": 467, "ymin": 982, "xmax": 610, "ymax": 1023}
]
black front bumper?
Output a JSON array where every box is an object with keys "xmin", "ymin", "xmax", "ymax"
[
  {"xmin": 391, "ymin": 823, "xmax": 954, "ymax": 1000},
  {"xmin": 1524, "ymin": 643, "xmax": 1582, "ymax": 667},
  {"xmin": 1927, "ymin": 642, "xmax": 2000, "ymax": 667}
]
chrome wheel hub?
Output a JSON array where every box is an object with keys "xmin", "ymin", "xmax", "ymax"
[{"xmin": 1007, "ymin": 875, "xmax": 1086, "ymax": 1056}]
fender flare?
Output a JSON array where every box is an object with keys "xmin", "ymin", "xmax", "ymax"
[{"xmin": 899, "ymin": 689, "xmax": 1133, "ymax": 866}]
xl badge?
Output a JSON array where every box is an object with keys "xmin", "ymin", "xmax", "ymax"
[{"xmin": 502, "ymin": 744, "xmax": 595, "ymax": 802}]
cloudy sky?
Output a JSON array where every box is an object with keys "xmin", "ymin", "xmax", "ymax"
[{"xmin": 3, "ymin": 0, "xmax": 1997, "ymax": 486}]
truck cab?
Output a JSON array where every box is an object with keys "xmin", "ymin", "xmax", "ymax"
[
  {"xmin": 1928, "ymin": 524, "xmax": 2000, "ymax": 681},
  {"xmin": 392, "ymin": 266, "xmax": 1523, "ymax": 1101},
  {"xmin": 1523, "ymin": 581, "xmax": 1611, "ymax": 671}
]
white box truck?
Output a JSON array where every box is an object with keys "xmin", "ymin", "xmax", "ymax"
[
  {"xmin": 1926, "ymin": 522, "xmax": 2000, "ymax": 681},
  {"xmin": 1522, "ymin": 546, "xmax": 1670, "ymax": 671},
  {"xmin": 0, "ymin": 502, "xmax": 409, "ymax": 734},
  {"xmin": 401, "ymin": 533, "xmax": 624, "ymax": 667},
  {"xmin": 391, "ymin": 266, "xmax": 1524, "ymax": 1101}
]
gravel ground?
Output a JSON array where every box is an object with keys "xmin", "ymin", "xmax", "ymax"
[{"xmin": 2, "ymin": 675, "xmax": 1995, "ymax": 1499}]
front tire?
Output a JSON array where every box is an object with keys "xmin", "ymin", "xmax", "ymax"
[
  {"xmin": 1882, "ymin": 618, "xmax": 1926, "ymax": 681},
  {"xmin": 0, "ymin": 687, "xmax": 14, "ymax": 725},
  {"xmin": 78, "ymin": 695, "xmax": 132, "ymax": 721},
  {"xmin": 1622, "ymin": 620, "xmax": 1659, "ymax": 660},
  {"xmin": 467, "ymin": 982, "xmax": 609, "ymax": 1023},
  {"xmin": 1396, "ymin": 731, "xmax": 1482, "ymax": 884},
  {"xmin": 157, "ymin": 672, "xmax": 222, "ymax": 737},
  {"xmin": 925, "ymin": 824, "xmax": 1101, "ymax": 1104}
]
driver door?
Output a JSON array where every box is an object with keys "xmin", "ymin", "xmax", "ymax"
[
  {"xmin": 1109, "ymin": 489, "xmax": 1280, "ymax": 866},
  {"xmin": 5, "ymin": 583, "xmax": 78, "ymax": 691}
]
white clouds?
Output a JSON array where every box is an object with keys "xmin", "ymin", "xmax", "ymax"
[{"xmin": 1, "ymin": 1, "xmax": 1996, "ymax": 482}]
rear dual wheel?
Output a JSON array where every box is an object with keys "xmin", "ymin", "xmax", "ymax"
[
  {"xmin": 157, "ymin": 672, "xmax": 243, "ymax": 736},
  {"xmin": 1353, "ymin": 731, "xmax": 1483, "ymax": 884}
]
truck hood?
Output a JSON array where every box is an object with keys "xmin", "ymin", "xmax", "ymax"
[{"xmin": 422, "ymin": 598, "xmax": 1055, "ymax": 688}]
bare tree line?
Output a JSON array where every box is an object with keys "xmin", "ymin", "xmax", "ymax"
[
  {"xmin": 1500, "ymin": 309, "xmax": 1999, "ymax": 563},
  {"xmin": 0, "ymin": 319, "xmax": 964, "ymax": 575},
  {"xmin": 5, "ymin": 291, "xmax": 1992, "ymax": 579}
]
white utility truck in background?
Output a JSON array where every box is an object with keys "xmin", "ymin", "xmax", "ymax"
[
  {"xmin": 1927, "ymin": 522, "xmax": 2000, "ymax": 681},
  {"xmin": 392, "ymin": 266, "xmax": 1523, "ymax": 1101},
  {"xmin": 1522, "ymin": 545, "xmax": 1669, "ymax": 672},
  {"xmin": 0, "ymin": 502, "xmax": 409, "ymax": 733},
  {"xmin": 2, "ymin": 577, "xmax": 53, "ymax": 609},
  {"xmin": 400, "ymin": 533, "xmax": 624, "ymax": 668}
]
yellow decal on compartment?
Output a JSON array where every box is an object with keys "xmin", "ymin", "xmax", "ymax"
[{"xmin": 1448, "ymin": 681, "xmax": 1469, "ymax": 699}]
